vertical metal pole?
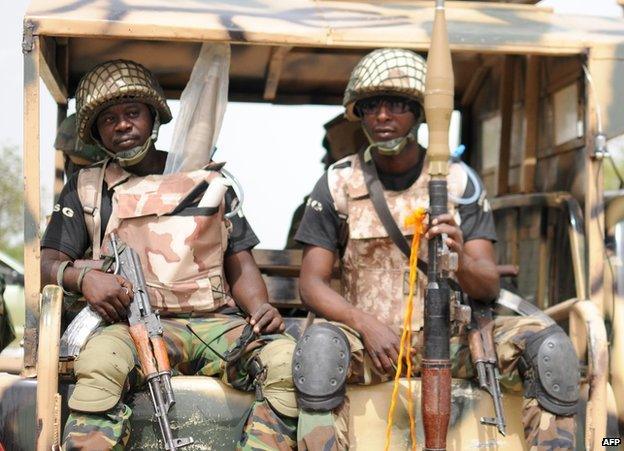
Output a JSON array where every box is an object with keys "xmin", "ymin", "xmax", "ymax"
[
  {"xmin": 54, "ymin": 104, "xmax": 68, "ymax": 203},
  {"xmin": 22, "ymin": 34, "xmax": 41, "ymax": 377},
  {"xmin": 585, "ymin": 57, "xmax": 605, "ymax": 314},
  {"xmin": 497, "ymin": 56, "xmax": 515, "ymax": 196},
  {"xmin": 521, "ymin": 56, "xmax": 539, "ymax": 194}
]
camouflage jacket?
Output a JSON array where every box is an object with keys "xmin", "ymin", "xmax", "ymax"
[
  {"xmin": 327, "ymin": 152, "xmax": 467, "ymax": 332},
  {"xmin": 77, "ymin": 160, "xmax": 232, "ymax": 315}
]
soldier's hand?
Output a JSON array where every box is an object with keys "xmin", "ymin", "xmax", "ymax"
[
  {"xmin": 356, "ymin": 311, "xmax": 400, "ymax": 375},
  {"xmin": 249, "ymin": 303, "xmax": 285, "ymax": 334},
  {"xmin": 81, "ymin": 270, "xmax": 134, "ymax": 323},
  {"xmin": 425, "ymin": 213, "xmax": 464, "ymax": 255}
]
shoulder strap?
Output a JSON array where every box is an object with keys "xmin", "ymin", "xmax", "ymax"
[
  {"xmin": 77, "ymin": 159, "xmax": 109, "ymax": 259},
  {"xmin": 358, "ymin": 151, "xmax": 412, "ymax": 258},
  {"xmin": 357, "ymin": 151, "xmax": 460, "ymax": 288}
]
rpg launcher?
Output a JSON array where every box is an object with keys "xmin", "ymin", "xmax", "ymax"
[
  {"xmin": 111, "ymin": 234, "xmax": 194, "ymax": 451},
  {"xmin": 422, "ymin": 0, "xmax": 455, "ymax": 450}
]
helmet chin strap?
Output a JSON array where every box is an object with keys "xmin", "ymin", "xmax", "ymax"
[
  {"xmin": 361, "ymin": 123, "xmax": 420, "ymax": 161},
  {"xmin": 95, "ymin": 115, "xmax": 161, "ymax": 168}
]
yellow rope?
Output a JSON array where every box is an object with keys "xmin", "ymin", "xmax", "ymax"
[{"xmin": 384, "ymin": 208, "xmax": 427, "ymax": 451}]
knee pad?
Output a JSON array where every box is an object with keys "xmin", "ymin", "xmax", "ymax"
[
  {"xmin": 293, "ymin": 323, "xmax": 350, "ymax": 412},
  {"xmin": 257, "ymin": 338, "xmax": 298, "ymax": 418},
  {"xmin": 519, "ymin": 324, "xmax": 580, "ymax": 416},
  {"xmin": 69, "ymin": 333, "xmax": 135, "ymax": 413}
]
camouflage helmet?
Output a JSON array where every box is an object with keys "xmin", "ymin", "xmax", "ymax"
[
  {"xmin": 54, "ymin": 114, "xmax": 108, "ymax": 165},
  {"xmin": 343, "ymin": 48, "xmax": 426, "ymax": 120},
  {"xmin": 75, "ymin": 60, "xmax": 172, "ymax": 144}
]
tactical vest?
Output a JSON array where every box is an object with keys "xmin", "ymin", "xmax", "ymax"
[
  {"xmin": 77, "ymin": 159, "xmax": 232, "ymax": 315},
  {"xmin": 327, "ymin": 153, "xmax": 467, "ymax": 333}
]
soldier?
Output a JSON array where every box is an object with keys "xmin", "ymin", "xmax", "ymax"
[
  {"xmin": 40, "ymin": 60, "xmax": 298, "ymax": 450},
  {"xmin": 293, "ymin": 49, "xmax": 579, "ymax": 450},
  {"xmin": 54, "ymin": 113, "xmax": 107, "ymax": 176}
]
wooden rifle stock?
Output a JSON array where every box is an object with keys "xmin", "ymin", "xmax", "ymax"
[
  {"xmin": 112, "ymin": 235, "xmax": 193, "ymax": 450},
  {"xmin": 469, "ymin": 301, "xmax": 507, "ymax": 436}
]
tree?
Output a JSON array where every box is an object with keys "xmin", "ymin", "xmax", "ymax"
[{"xmin": 0, "ymin": 144, "xmax": 24, "ymax": 262}]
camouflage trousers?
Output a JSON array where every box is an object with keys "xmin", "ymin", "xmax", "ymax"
[
  {"xmin": 63, "ymin": 314, "xmax": 298, "ymax": 451},
  {"xmin": 298, "ymin": 315, "xmax": 577, "ymax": 451}
]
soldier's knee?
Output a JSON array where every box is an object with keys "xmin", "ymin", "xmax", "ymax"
[
  {"xmin": 292, "ymin": 323, "xmax": 350, "ymax": 413},
  {"xmin": 519, "ymin": 324, "xmax": 580, "ymax": 416},
  {"xmin": 69, "ymin": 334, "xmax": 135, "ymax": 413},
  {"xmin": 258, "ymin": 338, "xmax": 298, "ymax": 418}
]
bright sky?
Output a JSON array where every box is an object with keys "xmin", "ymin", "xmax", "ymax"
[{"xmin": 0, "ymin": 0, "xmax": 622, "ymax": 249}]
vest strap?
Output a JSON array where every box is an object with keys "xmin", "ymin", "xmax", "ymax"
[{"xmin": 358, "ymin": 151, "xmax": 462, "ymax": 291}]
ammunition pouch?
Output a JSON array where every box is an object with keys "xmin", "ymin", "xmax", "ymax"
[
  {"xmin": 518, "ymin": 324, "xmax": 580, "ymax": 416},
  {"xmin": 293, "ymin": 323, "xmax": 350, "ymax": 411}
]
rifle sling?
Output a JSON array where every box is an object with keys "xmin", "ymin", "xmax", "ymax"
[{"xmin": 358, "ymin": 151, "xmax": 460, "ymax": 291}]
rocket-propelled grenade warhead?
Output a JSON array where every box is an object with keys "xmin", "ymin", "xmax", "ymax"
[{"xmin": 424, "ymin": 0, "xmax": 454, "ymax": 179}]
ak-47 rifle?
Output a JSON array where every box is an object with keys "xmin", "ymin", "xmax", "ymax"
[
  {"xmin": 468, "ymin": 300, "xmax": 506, "ymax": 436},
  {"xmin": 422, "ymin": 0, "xmax": 454, "ymax": 449},
  {"xmin": 111, "ymin": 234, "xmax": 194, "ymax": 451}
]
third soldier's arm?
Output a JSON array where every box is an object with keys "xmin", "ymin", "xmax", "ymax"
[{"xmin": 456, "ymin": 240, "xmax": 500, "ymax": 301}]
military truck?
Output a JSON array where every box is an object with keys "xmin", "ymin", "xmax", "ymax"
[{"xmin": 1, "ymin": 0, "xmax": 623, "ymax": 449}]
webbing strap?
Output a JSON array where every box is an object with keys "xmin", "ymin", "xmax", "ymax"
[
  {"xmin": 91, "ymin": 159, "xmax": 109, "ymax": 260},
  {"xmin": 358, "ymin": 151, "xmax": 462, "ymax": 291}
]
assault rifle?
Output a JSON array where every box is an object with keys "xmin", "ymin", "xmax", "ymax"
[
  {"xmin": 111, "ymin": 234, "xmax": 194, "ymax": 450},
  {"xmin": 468, "ymin": 300, "xmax": 506, "ymax": 436}
]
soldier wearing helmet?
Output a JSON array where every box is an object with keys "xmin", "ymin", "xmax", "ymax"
[
  {"xmin": 54, "ymin": 113, "xmax": 108, "ymax": 176},
  {"xmin": 40, "ymin": 60, "xmax": 299, "ymax": 450},
  {"xmin": 293, "ymin": 49, "xmax": 578, "ymax": 449}
]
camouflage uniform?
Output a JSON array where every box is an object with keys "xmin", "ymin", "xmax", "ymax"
[
  {"xmin": 296, "ymin": 48, "xmax": 577, "ymax": 451},
  {"xmin": 60, "ymin": 60, "xmax": 298, "ymax": 450},
  {"xmin": 298, "ymin": 317, "xmax": 576, "ymax": 451},
  {"xmin": 64, "ymin": 315, "xmax": 297, "ymax": 451}
]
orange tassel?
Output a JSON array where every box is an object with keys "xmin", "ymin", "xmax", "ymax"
[{"xmin": 384, "ymin": 208, "xmax": 427, "ymax": 451}]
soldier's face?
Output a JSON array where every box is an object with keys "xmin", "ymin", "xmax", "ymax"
[
  {"xmin": 359, "ymin": 96, "xmax": 417, "ymax": 142},
  {"xmin": 95, "ymin": 102, "xmax": 154, "ymax": 154}
]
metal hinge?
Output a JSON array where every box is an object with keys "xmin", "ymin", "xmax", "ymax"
[{"xmin": 22, "ymin": 20, "xmax": 35, "ymax": 54}]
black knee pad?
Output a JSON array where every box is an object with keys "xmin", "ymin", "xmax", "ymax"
[
  {"xmin": 519, "ymin": 324, "xmax": 580, "ymax": 416},
  {"xmin": 293, "ymin": 323, "xmax": 350, "ymax": 412}
]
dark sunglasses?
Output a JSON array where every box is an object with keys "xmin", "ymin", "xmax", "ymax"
[{"xmin": 356, "ymin": 96, "xmax": 415, "ymax": 116}]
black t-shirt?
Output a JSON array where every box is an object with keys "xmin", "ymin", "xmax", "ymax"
[
  {"xmin": 294, "ymin": 159, "xmax": 497, "ymax": 252},
  {"xmin": 42, "ymin": 170, "xmax": 259, "ymax": 259}
]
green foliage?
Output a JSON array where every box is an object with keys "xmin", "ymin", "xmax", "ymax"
[{"xmin": 0, "ymin": 145, "xmax": 24, "ymax": 262}]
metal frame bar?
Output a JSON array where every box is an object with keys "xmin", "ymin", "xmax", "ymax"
[
  {"xmin": 263, "ymin": 46, "xmax": 292, "ymax": 101},
  {"xmin": 39, "ymin": 36, "xmax": 68, "ymax": 104},
  {"xmin": 22, "ymin": 35, "xmax": 41, "ymax": 376},
  {"xmin": 585, "ymin": 54, "xmax": 605, "ymax": 315},
  {"xmin": 496, "ymin": 56, "xmax": 515, "ymax": 196},
  {"xmin": 54, "ymin": 105, "xmax": 68, "ymax": 203},
  {"xmin": 35, "ymin": 286, "xmax": 63, "ymax": 450},
  {"xmin": 520, "ymin": 55, "xmax": 539, "ymax": 193}
]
